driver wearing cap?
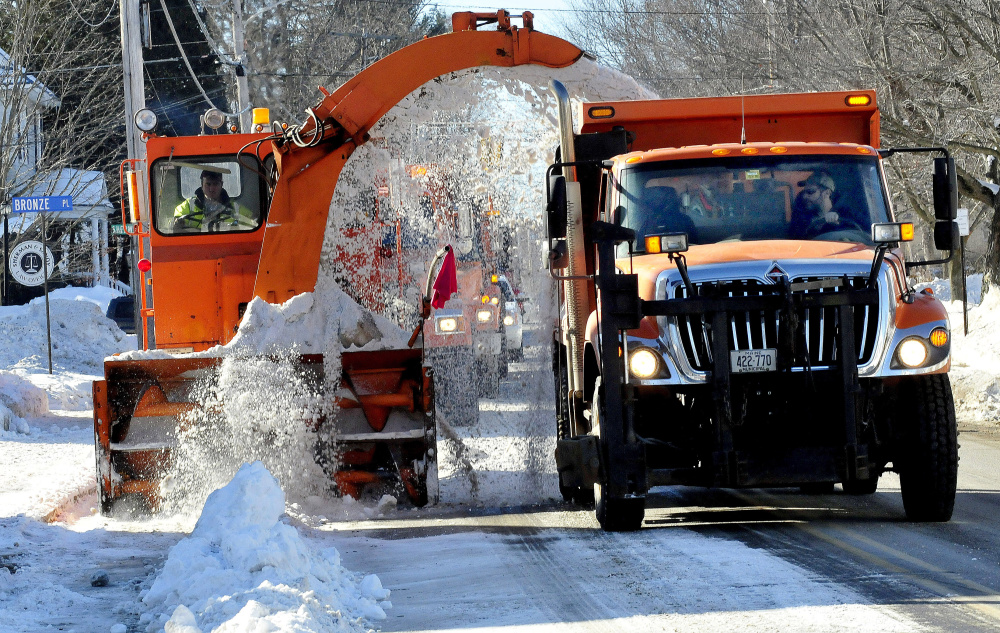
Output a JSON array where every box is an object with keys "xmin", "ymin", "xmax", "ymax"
[{"xmin": 789, "ymin": 172, "xmax": 839, "ymax": 239}]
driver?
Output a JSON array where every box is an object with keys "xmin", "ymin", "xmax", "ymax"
[
  {"xmin": 639, "ymin": 185, "xmax": 698, "ymax": 243},
  {"xmin": 789, "ymin": 172, "xmax": 838, "ymax": 239},
  {"xmin": 173, "ymin": 170, "xmax": 255, "ymax": 232}
]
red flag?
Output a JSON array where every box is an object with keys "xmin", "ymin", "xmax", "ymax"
[{"xmin": 431, "ymin": 248, "xmax": 458, "ymax": 309}]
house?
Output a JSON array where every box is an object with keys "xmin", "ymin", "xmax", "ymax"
[{"xmin": 0, "ymin": 47, "xmax": 121, "ymax": 304}]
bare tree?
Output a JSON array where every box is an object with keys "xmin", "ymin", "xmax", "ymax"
[
  {"xmin": 1, "ymin": 0, "xmax": 125, "ymax": 301},
  {"xmin": 175, "ymin": 0, "xmax": 446, "ymax": 125},
  {"xmin": 563, "ymin": 0, "xmax": 1000, "ymax": 287}
]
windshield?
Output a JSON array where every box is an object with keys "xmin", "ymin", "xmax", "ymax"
[
  {"xmin": 617, "ymin": 155, "xmax": 891, "ymax": 254},
  {"xmin": 151, "ymin": 156, "xmax": 266, "ymax": 235}
]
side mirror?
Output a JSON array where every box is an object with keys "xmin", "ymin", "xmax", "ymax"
[
  {"xmin": 933, "ymin": 157, "xmax": 958, "ymax": 221},
  {"xmin": 932, "ymin": 157, "xmax": 959, "ymax": 252},
  {"xmin": 934, "ymin": 220, "xmax": 960, "ymax": 251},
  {"xmin": 546, "ymin": 173, "xmax": 567, "ymax": 239}
]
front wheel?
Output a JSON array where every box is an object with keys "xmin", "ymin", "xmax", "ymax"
[
  {"xmin": 591, "ymin": 377, "xmax": 644, "ymax": 531},
  {"xmin": 898, "ymin": 374, "xmax": 958, "ymax": 522}
]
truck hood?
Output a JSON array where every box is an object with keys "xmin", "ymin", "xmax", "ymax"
[{"xmin": 621, "ymin": 240, "xmax": 876, "ymax": 300}]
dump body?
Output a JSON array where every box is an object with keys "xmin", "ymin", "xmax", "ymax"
[{"xmin": 549, "ymin": 90, "xmax": 959, "ymax": 530}]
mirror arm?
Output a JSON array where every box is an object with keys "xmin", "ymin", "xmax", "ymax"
[
  {"xmin": 669, "ymin": 252, "xmax": 697, "ymax": 297},
  {"xmin": 867, "ymin": 243, "xmax": 888, "ymax": 289}
]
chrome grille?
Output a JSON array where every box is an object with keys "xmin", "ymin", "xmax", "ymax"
[{"xmin": 672, "ymin": 277, "xmax": 878, "ymax": 372}]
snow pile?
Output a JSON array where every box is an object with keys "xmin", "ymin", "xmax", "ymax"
[
  {"xmin": 144, "ymin": 462, "xmax": 390, "ymax": 633},
  {"xmin": 0, "ymin": 297, "xmax": 129, "ymax": 374},
  {"xmin": 151, "ymin": 280, "xmax": 413, "ymax": 514},
  {"xmin": 42, "ymin": 285, "xmax": 123, "ymax": 311},
  {"xmin": 947, "ymin": 285, "xmax": 1000, "ymax": 423},
  {"xmin": 0, "ymin": 371, "xmax": 47, "ymax": 434},
  {"xmin": 228, "ymin": 281, "xmax": 410, "ymax": 355}
]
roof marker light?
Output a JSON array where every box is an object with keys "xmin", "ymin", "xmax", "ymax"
[{"xmin": 712, "ymin": 148, "xmax": 731, "ymax": 156}]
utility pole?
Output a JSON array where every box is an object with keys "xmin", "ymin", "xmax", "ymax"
[
  {"xmin": 232, "ymin": 0, "xmax": 251, "ymax": 132},
  {"xmin": 120, "ymin": 0, "xmax": 146, "ymax": 160},
  {"xmin": 119, "ymin": 0, "xmax": 148, "ymax": 347}
]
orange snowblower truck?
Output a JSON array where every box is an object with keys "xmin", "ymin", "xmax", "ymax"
[
  {"xmin": 93, "ymin": 10, "xmax": 584, "ymax": 513},
  {"xmin": 547, "ymin": 86, "xmax": 960, "ymax": 530}
]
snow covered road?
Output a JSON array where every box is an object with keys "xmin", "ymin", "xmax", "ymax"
[{"xmin": 5, "ymin": 290, "xmax": 1000, "ymax": 632}]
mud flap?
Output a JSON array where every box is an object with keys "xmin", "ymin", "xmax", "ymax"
[{"xmin": 555, "ymin": 435, "xmax": 602, "ymax": 489}]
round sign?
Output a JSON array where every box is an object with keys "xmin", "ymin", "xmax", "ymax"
[{"xmin": 9, "ymin": 241, "xmax": 55, "ymax": 287}]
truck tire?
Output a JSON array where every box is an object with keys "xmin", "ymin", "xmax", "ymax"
[
  {"xmin": 898, "ymin": 374, "xmax": 958, "ymax": 522},
  {"xmin": 592, "ymin": 378, "xmax": 644, "ymax": 531}
]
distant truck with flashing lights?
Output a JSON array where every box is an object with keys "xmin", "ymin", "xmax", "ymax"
[{"xmin": 547, "ymin": 86, "xmax": 960, "ymax": 531}]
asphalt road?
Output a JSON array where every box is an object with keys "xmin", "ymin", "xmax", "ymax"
[{"xmin": 319, "ymin": 335, "xmax": 1000, "ymax": 632}]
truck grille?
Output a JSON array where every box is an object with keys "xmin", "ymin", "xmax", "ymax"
[{"xmin": 671, "ymin": 277, "xmax": 879, "ymax": 372}]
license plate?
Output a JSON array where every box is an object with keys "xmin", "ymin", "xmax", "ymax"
[{"xmin": 730, "ymin": 349, "xmax": 777, "ymax": 373}]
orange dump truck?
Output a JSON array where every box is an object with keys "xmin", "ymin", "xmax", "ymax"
[
  {"xmin": 94, "ymin": 11, "xmax": 584, "ymax": 513},
  {"xmin": 547, "ymin": 87, "xmax": 960, "ymax": 530}
]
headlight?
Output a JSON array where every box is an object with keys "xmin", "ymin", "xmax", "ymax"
[
  {"xmin": 897, "ymin": 338, "xmax": 928, "ymax": 368},
  {"xmin": 476, "ymin": 309, "xmax": 493, "ymax": 323},
  {"xmin": 203, "ymin": 108, "xmax": 225, "ymax": 130},
  {"xmin": 435, "ymin": 315, "xmax": 463, "ymax": 334},
  {"xmin": 134, "ymin": 108, "xmax": 158, "ymax": 132},
  {"xmin": 629, "ymin": 348, "xmax": 659, "ymax": 379},
  {"xmin": 503, "ymin": 314, "xmax": 515, "ymax": 326}
]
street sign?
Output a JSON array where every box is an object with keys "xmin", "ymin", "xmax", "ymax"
[
  {"xmin": 8, "ymin": 241, "xmax": 55, "ymax": 287},
  {"xmin": 10, "ymin": 196, "xmax": 73, "ymax": 213}
]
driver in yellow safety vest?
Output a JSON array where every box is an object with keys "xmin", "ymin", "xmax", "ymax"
[{"xmin": 172, "ymin": 170, "xmax": 256, "ymax": 232}]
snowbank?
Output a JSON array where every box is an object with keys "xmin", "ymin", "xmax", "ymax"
[
  {"xmin": 143, "ymin": 462, "xmax": 391, "ymax": 632},
  {"xmin": 0, "ymin": 371, "xmax": 47, "ymax": 434},
  {"xmin": 947, "ymin": 284, "xmax": 1000, "ymax": 423},
  {"xmin": 35, "ymin": 285, "xmax": 122, "ymax": 314},
  {"xmin": 0, "ymin": 296, "xmax": 130, "ymax": 374}
]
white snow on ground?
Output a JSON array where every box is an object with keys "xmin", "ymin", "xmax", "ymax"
[{"xmin": 143, "ymin": 462, "xmax": 390, "ymax": 633}]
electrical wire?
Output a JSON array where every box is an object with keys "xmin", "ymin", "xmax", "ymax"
[
  {"xmin": 66, "ymin": 0, "xmax": 117, "ymax": 28},
  {"xmin": 157, "ymin": 0, "xmax": 249, "ymax": 118},
  {"xmin": 185, "ymin": 0, "xmax": 242, "ymax": 67}
]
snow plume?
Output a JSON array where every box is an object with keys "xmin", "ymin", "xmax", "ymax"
[
  {"xmin": 312, "ymin": 58, "xmax": 653, "ymax": 506},
  {"xmin": 159, "ymin": 282, "xmax": 411, "ymax": 515},
  {"xmin": 144, "ymin": 462, "xmax": 391, "ymax": 633}
]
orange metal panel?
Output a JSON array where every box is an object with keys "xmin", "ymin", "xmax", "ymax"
[
  {"xmin": 895, "ymin": 291, "xmax": 949, "ymax": 330},
  {"xmin": 581, "ymin": 90, "xmax": 879, "ymax": 150}
]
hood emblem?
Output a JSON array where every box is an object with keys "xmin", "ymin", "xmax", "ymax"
[{"xmin": 765, "ymin": 262, "xmax": 788, "ymax": 284}]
